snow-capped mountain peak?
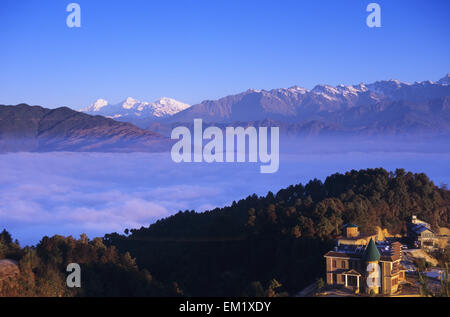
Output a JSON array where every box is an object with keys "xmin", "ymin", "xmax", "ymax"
[
  {"xmin": 82, "ymin": 98, "xmax": 109, "ymax": 112},
  {"xmin": 82, "ymin": 97, "xmax": 191, "ymax": 123},
  {"xmin": 287, "ymin": 86, "xmax": 309, "ymax": 94},
  {"xmin": 312, "ymin": 84, "xmax": 340, "ymax": 95},
  {"xmin": 122, "ymin": 97, "xmax": 140, "ymax": 109},
  {"xmin": 147, "ymin": 97, "xmax": 191, "ymax": 117}
]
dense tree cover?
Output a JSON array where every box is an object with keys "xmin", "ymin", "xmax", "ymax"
[
  {"xmin": 105, "ymin": 168, "xmax": 450, "ymax": 296},
  {"xmin": 0, "ymin": 229, "xmax": 21, "ymax": 260},
  {"xmin": 1, "ymin": 168, "xmax": 449, "ymax": 297},
  {"xmin": 0, "ymin": 234, "xmax": 178, "ymax": 297}
]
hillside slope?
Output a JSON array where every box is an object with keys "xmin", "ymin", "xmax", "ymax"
[
  {"xmin": 0, "ymin": 104, "xmax": 171, "ymax": 153},
  {"xmin": 105, "ymin": 168, "xmax": 450, "ymax": 296}
]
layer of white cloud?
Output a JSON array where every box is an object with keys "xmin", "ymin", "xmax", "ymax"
[{"xmin": 0, "ymin": 150, "xmax": 449, "ymax": 245}]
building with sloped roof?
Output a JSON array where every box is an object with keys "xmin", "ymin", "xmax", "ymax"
[
  {"xmin": 407, "ymin": 216, "xmax": 438, "ymax": 249},
  {"xmin": 324, "ymin": 224, "xmax": 406, "ymax": 295}
]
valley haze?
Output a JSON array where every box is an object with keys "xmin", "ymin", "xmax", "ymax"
[
  {"xmin": 0, "ymin": 75, "xmax": 449, "ymax": 245},
  {"xmin": 1, "ymin": 146, "xmax": 449, "ymax": 246}
]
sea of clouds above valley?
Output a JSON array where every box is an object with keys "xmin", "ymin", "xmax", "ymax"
[{"xmin": 1, "ymin": 149, "xmax": 449, "ymax": 245}]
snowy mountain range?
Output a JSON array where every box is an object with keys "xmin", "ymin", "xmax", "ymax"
[
  {"xmin": 81, "ymin": 97, "xmax": 191, "ymax": 126},
  {"xmin": 78, "ymin": 74, "xmax": 450, "ymax": 135},
  {"xmin": 1, "ymin": 74, "xmax": 449, "ymax": 153},
  {"xmin": 140, "ymin": 74, "xmax": 450, "ymax": 136},
  {"xmin": 162, "ymin": 74, "xmax": 450, "ymax": 124}
]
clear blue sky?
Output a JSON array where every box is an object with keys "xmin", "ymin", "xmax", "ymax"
[{"xmin": 0, "ymin": 0, "xmax": 449, "ymax": 109}]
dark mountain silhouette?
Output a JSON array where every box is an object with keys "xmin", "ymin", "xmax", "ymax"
[{"xmin": 0, "ymin": 104, "xmax": 171, "ymax": 153}]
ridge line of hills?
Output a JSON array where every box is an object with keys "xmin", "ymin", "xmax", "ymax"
[
  {"xmin": 1, "ymin": 74, "xmax": 449, "ymax": 152},
  {"xmin": 83, "ymin": 74, "xmax": 450, "ymax": 133},
  {"xmin": 0, "ymin": 103, "xmax": 171, "ymax": 153}
]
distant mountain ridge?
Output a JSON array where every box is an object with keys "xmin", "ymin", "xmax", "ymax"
[
  {"xmin": 0, "ymin": 104, "xmax": 170, "ymax": 153},
  {"xmin": 146, "ymin": 74, "xmax": 450, "ymax": 136},
  {"xmin": 1, "ymin": 75, "xmax": 449, "ymax": 153},
  {"xmin": 165, "ymin": 74, "xmax": 450, "ymax": 122}
]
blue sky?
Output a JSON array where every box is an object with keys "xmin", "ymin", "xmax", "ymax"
[{"xmin": 0, "ymin": 0, "xmax": 449, "ymax": 109}]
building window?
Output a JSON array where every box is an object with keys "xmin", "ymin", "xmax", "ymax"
[{"xmin": 341, "ymin": 260, "xmax": 346, "ymax": 269}]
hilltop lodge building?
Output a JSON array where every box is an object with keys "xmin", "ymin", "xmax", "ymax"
[
  {"xmin": 406, "ymin": 215, "xmax": 450, "ymax": 250},
  {"xmin": 324, "ymin": 224, "xmax": 406, "ymax": 295}
]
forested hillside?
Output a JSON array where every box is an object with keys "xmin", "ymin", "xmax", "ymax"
[
  {"xmin": 1, "ymin": 168, "xmax": 449, "ymax": 296},
  {"xmin": 105, "ymin": 168, "xmax": 450, "ymax": 296},
  {"xmin": 0, "ymin": 231, "xmax": 177, "ymax": 296}
]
